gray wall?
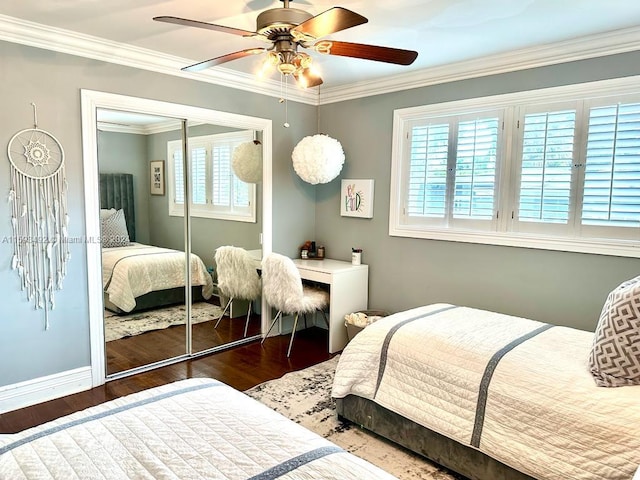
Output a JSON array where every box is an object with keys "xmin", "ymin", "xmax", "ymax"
[
  {"xmin": 0, "ymin": 40, "xmax": 316, "ymax": 387},
  {"xmin": 97, "ymin": 130, "xmax": 150, "ymax": 243},
  {"xmin": 316, "ymin": 52, "xmax": 640, "ymax": 332}
]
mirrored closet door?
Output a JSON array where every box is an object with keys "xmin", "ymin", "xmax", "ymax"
[{"xmin": 98, "ymin": 110, "xmax": 190, "ymax": 375}]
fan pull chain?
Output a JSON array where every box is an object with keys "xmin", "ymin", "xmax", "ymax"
[{"xmin": 284, "ymin": 77, "xmax": 290, "ymax": 128}]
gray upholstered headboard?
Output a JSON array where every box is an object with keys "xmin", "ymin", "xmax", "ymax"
[{"xmin": 99, "ymin": 173, "xmax": 136, "ymax": 242}]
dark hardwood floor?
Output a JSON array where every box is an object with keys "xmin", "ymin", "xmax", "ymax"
[
  {"xmin": 0, "ymin": 327, "xmax": 334, "ymax": 434},
  {"xmin": 106, "ymin": 309, "xmax": 263, "ymax": 374}
]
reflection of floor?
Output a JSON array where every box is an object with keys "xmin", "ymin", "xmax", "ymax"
[
  {"xmin": 106, "ymin": 301, "xmax": 262, "ymax": 376},
  {"xmin": 104, "ymin": 302, "xmax": 223, "ymax": 342}
]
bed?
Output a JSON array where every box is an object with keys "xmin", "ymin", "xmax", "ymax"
[
  {"xmin": 332, "ymin": 303, "xmax": 640, "ymax": 480},
  {"xmin": 0, "ymin": 378, "xmax": 398, "ymax": 479},
  {"xmin": 100, "ymin": 173, "xmax": 213, "ymax": 314}
]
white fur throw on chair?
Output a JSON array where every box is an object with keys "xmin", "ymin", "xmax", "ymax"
[
  {"xmin": 262, "ymin": 253, "xmax": 328, "ymax": 315},
  {"xmin": 214, "ymin": 246, "xmax": 261, "ymax": 301}
]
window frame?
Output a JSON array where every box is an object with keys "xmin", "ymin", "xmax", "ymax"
[
  {"xmin": 167, "ymin": 130, "xmax": 257, "ymax": 223},
  {"xmin": 389, "ymin": 76, "xmax": 640, "ymax": 258}
]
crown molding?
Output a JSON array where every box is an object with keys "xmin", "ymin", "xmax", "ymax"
[
  {"xmin": 319, "ymin": 26, "xmax": 640, "ymax": 104},
  {"xmin": 1, "ymin": 13, "xmax": 639, "ymax": 107}
]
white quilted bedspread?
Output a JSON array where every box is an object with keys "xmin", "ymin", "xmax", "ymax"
[
  {"xmin": 332, "ymin": 304, "xmax": 640, "ymax": 480},
  {"xmin": 0, "ymin": 378, "xmax": 398, "ymax": 480},
  {"xmin": 103, "ymin": 243, "xmax": 214, "ymax": 312}
]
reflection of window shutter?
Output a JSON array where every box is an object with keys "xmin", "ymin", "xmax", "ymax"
[
  {"xmin": 519, "ymin": 110, "xmax": 576, "ymax": 223},
  {"xmin": 408, "ymin": 123, "xmax": 449, "ymax": 218},
  {"xmin": 583, "ymin": 102, "xmax": 640, "ymax": 227},
  {"xmin": 212, "ymin": 144, "xmax": 231, "ymax": 206},
  {"xmin": 191, "ymin": 146, "xmax": 207, "ymax": 205},
  {"xmin": 454, "ymin": 118, "xmax": 499, "ymax": 219},
  {"xmin": 174, "ymin": 149, "xmax": 184, "ymax": 204},
  {"xmin": 234, "ymin": 176, "xmax": 250, "ymax": 207}
]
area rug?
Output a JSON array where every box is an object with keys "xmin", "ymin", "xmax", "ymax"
[
  {"xmin": 245, "ymin": 356, "xmax": 466, "ymax": 480},
  {"xmin": 104, "ymin": 301, "xmax": 223, "ymax": 342}
]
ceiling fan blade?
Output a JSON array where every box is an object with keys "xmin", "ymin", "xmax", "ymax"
[
  {"xmin": 182, "ymin": 48, "xmax": 267, "ymax": 72},
  {"xmin": 291, "ymin": 7, "xmax": 367, "ymax": 40},
  {"xmin": 314, "ymin": 40, "xmax": 418, "ymax": 65},
  {"xmin": 153, "ymin": 16, "xmax": 256, "ymax": 37},
  {"xmin": 294, "ymin": 68, "xmax": 323, "ymax": 88}
]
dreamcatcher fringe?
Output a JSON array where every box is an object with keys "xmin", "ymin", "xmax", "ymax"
[{"xmin": 8, "ymin": 165, "xmax": 69, "ymax": 329}]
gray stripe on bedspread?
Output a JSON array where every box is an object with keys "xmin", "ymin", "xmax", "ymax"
[
  {"xmin": 374, "ymin": 305, "xmax": 458, "ymax": 397},
  {"xmin": 0, "ymin": 382, "xmax": 221, "ymax": 456},
  {"xmin": 470, "ymin": 323, "xmax": 554, "ymax": 448},
  {"xmin": 248, "ymin": 446, "xmax": 343, "ymax": 480}
]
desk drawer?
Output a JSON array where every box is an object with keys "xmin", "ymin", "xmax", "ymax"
[{"xmin": 297, "ymin": 268, "xmax": 331, "ymax": 284}]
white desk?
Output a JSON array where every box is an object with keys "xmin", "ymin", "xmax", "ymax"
[{"xmin": 293, "ymin": 258, "xmax": 368, "ymax": 353}]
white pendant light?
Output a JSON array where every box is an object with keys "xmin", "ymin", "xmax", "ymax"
[{"xmin": 292, "ymin": 134, "xmax": 345, "ymax": 185}]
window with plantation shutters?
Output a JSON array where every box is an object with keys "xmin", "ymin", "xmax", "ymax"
[
  {"xmin": 402, "ymin": 112, "xmax": 501, "ymax": 230},
  {"xmin": 167, "ymin": 130, "xmax": 256, "ymax": 222},
  {"xmin": 390, "ymin": 77, "xmax": 640, "ymax": 257}
]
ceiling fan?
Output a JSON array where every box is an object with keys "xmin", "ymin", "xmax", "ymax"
[{"xmin": 154, "ymin": 0, "xmax": 418, "ymax": 88}]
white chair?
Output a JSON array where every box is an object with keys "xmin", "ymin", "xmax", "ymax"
[
  {"xmin": 261, "ymin": 252, "xmax": 329, "ymax": 357},
  {"xmin": 214, "ymin": 246, "xmax": 262, "ymax": 337}
]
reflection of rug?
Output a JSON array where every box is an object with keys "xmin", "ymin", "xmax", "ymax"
[
  {"xmin": 245, "ymin": 356, "xmax": 465, "ymax": 480},
  {"xmin": 104, "ymin": 302, "xmax": 223, "ymax": 342}
]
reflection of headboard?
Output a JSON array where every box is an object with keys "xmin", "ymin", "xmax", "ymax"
[{"xmin": 100, "ymin": 173, "xmax": 136, "ymax": 242}]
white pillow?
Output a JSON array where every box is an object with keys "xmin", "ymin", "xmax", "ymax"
[
  {"xmin": 588, "ymin": 275, "xmax": 640, "ymax": 387},
  {"xmin": 101, "ymin": 209, "xmax": 130, "ymax": 248},
  {"xmin": 100, "ymin": 208, "xmax": 116, "ymax": 220}
]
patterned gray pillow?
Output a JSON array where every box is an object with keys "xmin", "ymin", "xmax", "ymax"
[
  {"xmin": 589, "ymin": 275, "xmax": 640, "ymax": 387},
  {"xmin": 101, "ymin": 209, "xmax": 130, "ymax": 248}
]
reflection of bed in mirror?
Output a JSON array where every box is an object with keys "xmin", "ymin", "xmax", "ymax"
[{"xmin": 100, "ymin": 173, "xmax": 213, "ymax": 314}]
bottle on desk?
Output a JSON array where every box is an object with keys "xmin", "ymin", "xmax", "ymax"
[
  {"xmin": 317, "ymin": 245, "xmax": 325, "ymax": 259},
  {"xmin": 352, "ymin": 248, "xmax": 362, "ymax": 265}
]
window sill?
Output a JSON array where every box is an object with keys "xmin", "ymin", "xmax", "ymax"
[{"xmin": 389, "ymin": 225, "xmax": 640, "ymax": 258}]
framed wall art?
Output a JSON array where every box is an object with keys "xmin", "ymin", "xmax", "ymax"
[
  {"xmin": 150, "ymin": 160, "xmax": 165, "ymax": 196},
  {"xmin": 340, "ymin": 179, "xmax": 374, "ymax": 218}
]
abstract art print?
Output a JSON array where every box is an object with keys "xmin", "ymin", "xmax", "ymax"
[{"xmin": 340, "ymin": 179, "xmax": 374, "ymax": 218}]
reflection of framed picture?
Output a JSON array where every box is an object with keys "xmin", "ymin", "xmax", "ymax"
[
  {"xmin": 150, "ymin": 160, "xmax": 165, "ymax": 196},
  {"xmin": 340, "ymin": 179, "xmax": 374, "ymax": 218}
]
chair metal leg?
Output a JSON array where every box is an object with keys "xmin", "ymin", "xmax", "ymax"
[
  {"xmin": 287, "ymin": 313, "xmax": 300, "ymax": 357},
  {"xmin": 243, "ymin": 300, "xmax": 253, "ymax": 337},
  {"xmin": 214, "ymin": 297, "xmax": 233, "ymax": 329},
  {"xmin": 320, "ymin": 309, "xmax": 329, "ymax": 328},
  {"xmin": 261, "ymin": 310, "xmax": 282, "ymax": 344},
  {"xmin": 303, "ymin": 313, "xmax": 308, "ymax": 329}
]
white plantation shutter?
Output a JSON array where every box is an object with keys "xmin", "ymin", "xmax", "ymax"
[
  {"xmin": 518, "ymin": 109, "xmax": 576, "ymax": 226},
  {"xmin": 212, "ymin": 143, "xmax": 232, "ymax": 207},
  {"xmin": 191, "ymin": 145, "xmax": 207, "ymax": 205},
  {"xmin": 582, "ymin": 101, "xmax": 640, "ymax": 229},
  {"xmin": 173, "ymin": 149, "xmax": 184, "ymax": 204},
  {"xmin": 407, "ymin": 123, "xmax": 449, "ymax": 219},
  {"xmin": 453, "ymin": 117, "xmax": 499, "ymax": 220}
]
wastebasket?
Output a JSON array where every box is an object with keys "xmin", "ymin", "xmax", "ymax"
[{"xmin": 345, "ymin": 310, "xmax": 390, "ymax": 341}]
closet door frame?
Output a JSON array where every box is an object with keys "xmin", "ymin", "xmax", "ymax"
[{"xmin": 81, "ymin": 89, "xmax": 272, "ymax": 387}]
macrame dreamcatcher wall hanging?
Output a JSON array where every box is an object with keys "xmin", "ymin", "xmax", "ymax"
[{"xmin": 7, "ymin": 103, "xmax": 69, "ymax": 328}]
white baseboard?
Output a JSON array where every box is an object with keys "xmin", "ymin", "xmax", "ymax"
[{"xmin": 0, "ymin": 367, "xmax": 93, "ymax": 414}]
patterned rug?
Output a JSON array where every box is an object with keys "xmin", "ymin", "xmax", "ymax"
[
  {"xmin": 104, "ymin": 301, "xmax": 223, "ymax": 342},
  {"xmin": 245, "ymin": 356, "xmax": 466, "ymax": 480}
]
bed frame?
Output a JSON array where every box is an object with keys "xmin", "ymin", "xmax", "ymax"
[
  {"xmin": 100, "ymin": 173, "xmax": 205, "ymax": 314},
  {"xmin": 336, "ymin": 395, "xmax": 535, "ymax": 480}
]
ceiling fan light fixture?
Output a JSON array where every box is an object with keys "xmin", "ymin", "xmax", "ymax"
[{"xmin": 315, "ymin": 41, "xmax": 332, "ymax": 55}]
